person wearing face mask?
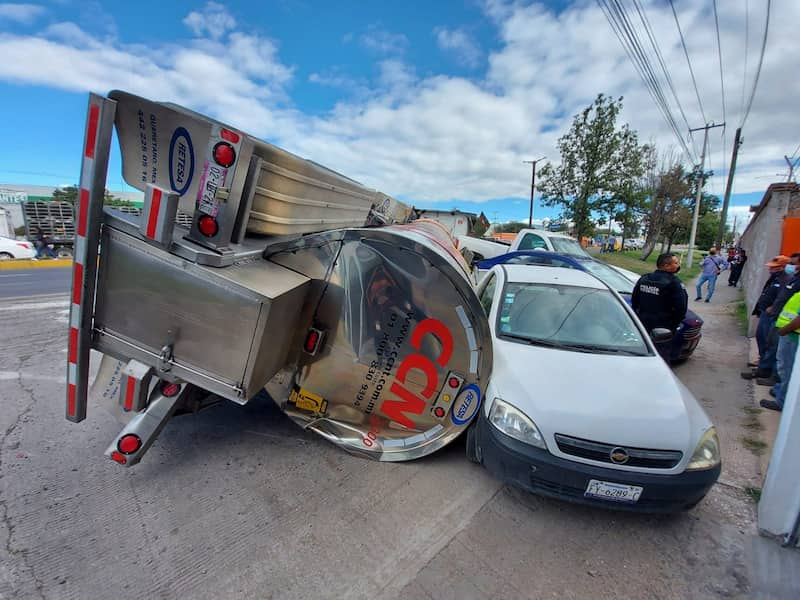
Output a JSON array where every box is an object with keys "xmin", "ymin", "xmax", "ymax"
[
  {"xmin": 755, "ymin": 253, "xmax": 800, "ymax": 388},
  {"xmin": 742, "ymin": 255, "xmax": 792, "ymax": 383},
  {"xmin": 631, "ymin": 253, "xmax": 688, "ymax": 359},
  {"xmin": 762, "ymin": 284, "xmax": 800, "ymax": 412}
]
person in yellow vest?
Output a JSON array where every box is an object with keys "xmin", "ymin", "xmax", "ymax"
[{"xmin": 762, "ymin": 289, "xmax": 800, "ymax": 411}]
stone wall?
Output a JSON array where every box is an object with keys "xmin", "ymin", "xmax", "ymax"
[{"xmin": 739, "ymin": 183, "xmax": 800, "ymax": 335}]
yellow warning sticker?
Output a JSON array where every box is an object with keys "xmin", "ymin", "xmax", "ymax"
[{"xmin": 289, "ymin": 386, "xmax": 328, "ymax": 414}]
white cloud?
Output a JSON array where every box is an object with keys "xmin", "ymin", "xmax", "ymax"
[
  {"xmin": 183, "ymin": 2, "xmax": 236, "ymax": 40},
  {"xmin": 360, "ymin": 26, "xmax": 408, "ymax": 55},
  {"xmin": 434, "ymin": 27, "xmax": 482, "ymax": 68},
  {"xmin": 0, "ymin": 3, "xmax": 44, "ymax": 24},
  {"xmin": 0, "ymin": 0, "xmax": 795, "ymax": 207}
]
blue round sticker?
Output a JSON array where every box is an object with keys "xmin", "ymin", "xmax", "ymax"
[
  {"xmin": 451, "ymin": 384, "xmax": 481, "ymax": 426},
  {"xmin": 168, "ymin": 127, "xmax": 194, "ymax": 195}
]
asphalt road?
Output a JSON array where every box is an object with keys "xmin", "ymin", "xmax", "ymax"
[
  {"xmin": 0, "ymin": 282, "xmax": 790, "ymax": 599},
  {"xmin": 0, "ymin": 267, "xmax": 71, "ymax": 299}
]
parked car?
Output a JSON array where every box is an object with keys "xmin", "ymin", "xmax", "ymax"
[
  {"xmin": 475, "ymin": 251, "xmax": 703, "ymax": 362},
  {"xmin": 467, "ymin": 264, "xmax": 721, "ymax": 512},
  {"xmin": 623, "ymin": 238, "xmax": 645, "ymax": 250},
  {"xmin": 0, "ymin": 236, "xmax": 36, "ymax": 260},
  {"xmin": 457, "ymin": 228, "xmax": 590, "ymax": 265}
]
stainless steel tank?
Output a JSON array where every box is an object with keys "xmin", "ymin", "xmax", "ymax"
[{"xmin": 264, "ymin": 220, "xmax": 492, "ymax": 461}]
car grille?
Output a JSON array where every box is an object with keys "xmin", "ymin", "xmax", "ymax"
[
  {"xmin": 554, "ymin": 434, "xmax": 683, "ymax": 469},
  {"xmin": 682, "ymin": 324, "xmax": 702, "ymax": 340}
]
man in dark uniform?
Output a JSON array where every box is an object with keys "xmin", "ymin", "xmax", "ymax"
[{"xmin": 631, "ymin": 253, "xmax": 688, "ymax": 358}]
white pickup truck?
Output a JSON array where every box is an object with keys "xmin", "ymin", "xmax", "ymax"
[{"xmin": 457, "ymin": 228, "xmax": 591, "ymax": 264}]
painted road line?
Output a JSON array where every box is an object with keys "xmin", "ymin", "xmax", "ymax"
[
  {"xmin": 0, "ymin": 259, "xmax": 73, "ymax": 270},
  {"xmin": 0, "ymin": 299, "xmax": 70, "ymax": 311}
]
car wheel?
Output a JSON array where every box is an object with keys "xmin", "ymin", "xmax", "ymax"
[
  {"xmin": 465, "ymin": 423, "xmax": 482, "ymax": 464},
  {"xmin": 0, "ymin": 252, "xmax": 13, "ymax": 260}
]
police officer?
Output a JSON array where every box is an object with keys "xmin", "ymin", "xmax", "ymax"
[{"xmin": 631, "ymin": 253, "xmax": 688, "ymax": 342}]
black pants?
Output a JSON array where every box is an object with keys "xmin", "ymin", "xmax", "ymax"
[{"xmin": 729, "ymin": 265, "xmax": 743, "ymax": 286}]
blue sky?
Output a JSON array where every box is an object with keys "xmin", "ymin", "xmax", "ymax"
[{"xmin": 0, "ymin": 0, "xmax": 793, "ymax": 230}]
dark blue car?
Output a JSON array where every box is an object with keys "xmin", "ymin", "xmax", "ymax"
[{"xmin": 476, "ymin": 251, "xmax": 703, "ymax": 362}]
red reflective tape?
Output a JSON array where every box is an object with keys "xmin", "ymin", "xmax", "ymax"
[
  {"xmin": 85, "ymin": 103, "xmax": 99, "ymax": 159},
  {"xmin": 146, "ymin": 188, "xmax": 162, "ymax": 239},
  {"xmin": 77, "ymin": 189, "xmax": 89, "ymax": 236},
  {"xmin": 72, "ymin": 262, "xmax": 83, "ymax": 305},
  {"xmin": 124, "ymin": 376, "xmax": 135, "ymax": 411},
  {"xmin": 68, "ymin": 327, "xmax": 79, "ymax": 365},
  {"xmin": 67, "ymin": 384, "xmax": 77, "ymax": 416}
]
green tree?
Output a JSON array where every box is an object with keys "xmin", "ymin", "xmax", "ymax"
[
  {"xmin": 538, "ymin": 94, "xmax": 644, "ymax": 240},
  {"xmin": 51, "ymin": 185, "xmax": 133, "ymax": 207},
  {"xmin": 640, "ymin": 161, "xmax": 691, "ymax": 260},
  {"xmin": 52, "ymin": 185, "xmax": 78, "ymax": 205}
]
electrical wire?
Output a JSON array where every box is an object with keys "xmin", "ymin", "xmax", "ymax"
[
  {"xmin": 596, "ymin": 0, "xmax": 695, "ymax": 160},
  {"xmin": 631, "ymin": 0, "xmax": 698, "ymax": 157},
  {"xmin": 668, "ymin": 0, "xmax": 707, "ymax": 124},
  {"xmin": 712, "ymin": 0, "xmax": 726, "ymax": 128},
  {"xmin": 740, "ymin": 0, "xmax": 771, "ymax": 128},
  {"xmin": 740, "ymin": 0, "xmax": 749, "ymax": 121},
  {"xmin": 712, "ymin": 0, "xmax": 727, "ymax": 185}
]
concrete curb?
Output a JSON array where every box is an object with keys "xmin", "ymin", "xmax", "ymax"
[{"xmin": 0, "ymin": 258, "xmax": 72, "ymax": 270}]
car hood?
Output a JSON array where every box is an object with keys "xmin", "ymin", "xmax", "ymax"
[{"xmin": 487, "ymin": 338, "xmax": 712, "ymax": 455}]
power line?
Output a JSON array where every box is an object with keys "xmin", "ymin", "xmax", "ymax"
[
  {"xmin": 740, "ymin": 0, "xmax": 749, "ymax": 121},
  {"xmin": 740, "ymin": 0, "xmax": 771, "ymax": 128},
  {"xmin": 631, "ymin": 0, "xmax": 698, "ymax": 157},
  {"xmin": 669, "ymin": 0, "xmax": 707, "ymax": 124},
  {"xmin": 597, "ymin": 0, "xmax": 695, "ymax": 160},
  {"xmin": 791, "ymin": 142, "xmax": 800, "ymax": 161},
  {"xmin": 712, "ymin": 0, "xmax": 726, "ymax": 129},
  {"xmin": 712, "ymin": 0, "xmax": 727, "ymax": 184}
]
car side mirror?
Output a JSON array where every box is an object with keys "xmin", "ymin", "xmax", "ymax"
[{"xmin": 650, "ymin": 328, "xmax": 674, "ymax": 343}]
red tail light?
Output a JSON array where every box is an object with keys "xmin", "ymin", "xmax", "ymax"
[
  {"xmin": 110, "ymin": 451, "xmax": 127, "ymax": 464},
  {"xmin": 220, "ymin": 128, "xmax": 240, "ymax": 144},
  {"xmin": 161, "ymin": 381, "xmax": 181, "ymax": 397},
  {"xmin": 198, "ymin": 215, "xmax": 218, "ymax": 237},
  {"xmin": 16, "ymin": 242, "xmax": 31, "ymax": 249},
  {"xmin": 213, "ymin": 142, "xmax": 236, "ymax": 167},
  {"xmin": 118, "ymin": 434, "xmax": 142, "ymax": 454}
]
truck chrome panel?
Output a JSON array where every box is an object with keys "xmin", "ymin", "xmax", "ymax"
[{"xmin": 94, "ymin": 225, "xmax": 310, "ymax": 402}]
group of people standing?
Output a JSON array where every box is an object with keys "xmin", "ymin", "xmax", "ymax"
[
  {"xmin": 694, "ymin": 246, "xmax": 747, "ymax": 302},
  {"xmin": 742, "ymin": 253, "xmax": 800, "ymax": 412}
]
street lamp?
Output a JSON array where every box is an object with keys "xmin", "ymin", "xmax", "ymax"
[{"xmin": 523, "ymin": 157, "xmax": 546, "ymax": 227}]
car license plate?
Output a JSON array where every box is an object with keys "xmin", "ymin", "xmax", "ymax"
[{"xmin": 584, "ymin": 479, "xmax": 643, "ymax": 503}]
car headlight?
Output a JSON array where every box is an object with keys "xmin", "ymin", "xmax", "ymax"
[
  {"xmin": 686, "ymin": 427, "xmax": 721, "ymax": 470},
  {"xmin": 488, "ymin": 398, "xmax": 547, "ymax": 450}
]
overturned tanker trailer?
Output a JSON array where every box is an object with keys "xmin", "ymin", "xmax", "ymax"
[{"xmin": 69, "ymin": 91, "xmax": 492, "ymax": 465}]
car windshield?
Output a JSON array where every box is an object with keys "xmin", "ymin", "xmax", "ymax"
[
  {"xmin": 549, "ymin": 236, "xmax": 591, "ymax": 258},
  {"xmin": 496, "ymin": 282, "xmax": 649, "ymax": 355},
  {"xmin": 577, "ymin": 260, "xmax": 635, "ymax": 294}
]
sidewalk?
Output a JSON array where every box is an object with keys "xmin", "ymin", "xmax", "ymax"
[{"xmin": 687, "ymin": 273, "xmax": 800, "ymax": 598}]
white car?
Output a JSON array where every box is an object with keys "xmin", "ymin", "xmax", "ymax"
[
  {"xmin": 623, "ymin": 238, "xmax": 645, "ymax": 250},
  {"xmin": 468, "ymin": 264, "xmax": 720, "ymax": 512},
  {"xmin": 0, "ymin": 236, "xmax": 36, "ymax": 260}
]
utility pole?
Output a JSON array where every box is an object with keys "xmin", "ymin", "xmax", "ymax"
[
  {"xmin": 523, "ymin": 157, "xmax": 546, "ymax": 227},
  {"xmin": 717, "ymin": 127, "xmax": 742, "ymax": 249},
  {"xmin": 785, "ymin": 154, "xmax": 800, "ymax": 182},
  {"xmin": 687, "ymin": 122, "xmax": 725, "ymax": 268}
]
